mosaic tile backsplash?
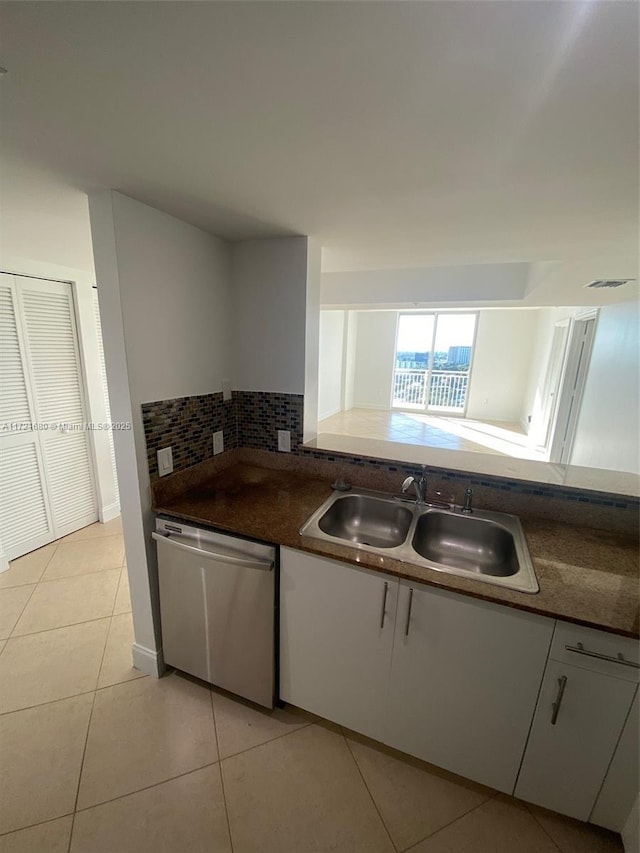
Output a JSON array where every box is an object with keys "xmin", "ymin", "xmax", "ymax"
[
  {"xmin": 142, "ymin": 390, "xmax": 303, "ymax": 480},
  {"xmin": 142, "ymin": 390, "xmax": 638, "ymax": 532},
  {"xmin": 142, "ymin": 392, "xmax": 237, "ymax": 479}
]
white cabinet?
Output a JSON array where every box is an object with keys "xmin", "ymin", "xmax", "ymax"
[
  {"xmin": 515, "ymin": 624, "xmax": 639, "ymax": 821},
  {"xmin": 280, "ymin": 547, "xmax": 398, "ymax": 741},
  {"xmin": 590, "ymin": 692, "xmax": 639, "ymax": 831},
  {"xmin": 385, "ymin": 580, "xmax": 554, "ymax": 792}
]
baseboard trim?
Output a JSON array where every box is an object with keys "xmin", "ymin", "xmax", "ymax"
[
  {"xmin": 99, "ymin": 501, "xmax": 121, "ymax": 523},
  {"xmin": 318, "ymin": 406, "xmax": 342, "ymax": 421},
  {"xmin": 132, "ymin": 642, "xmax": 165, "ymax": 678}
]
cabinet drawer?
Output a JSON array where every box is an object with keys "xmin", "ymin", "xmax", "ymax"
[{"xmin": 550, "ymin": 622, "xmax": 639, "ymax": 682}]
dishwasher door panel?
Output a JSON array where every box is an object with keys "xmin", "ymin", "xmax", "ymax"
[{"xmin": 155, "ymin": 528, "xmax": 275, "ymax": 708}]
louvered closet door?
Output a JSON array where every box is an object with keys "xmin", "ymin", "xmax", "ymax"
[
  {"xmin": 0, "ymin": 274, "xmax": 53, "ymax": 558},
  {"xmin": 93, "ymin": 290, "xmax": 120, "ymax": 506},
  {"xmin": 18, "ymin": 278, "xmax": 98, "ymax": 539}
]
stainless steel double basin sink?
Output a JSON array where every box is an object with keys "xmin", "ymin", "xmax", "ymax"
[{"xmin": 299, "ymin": 489, "xmax": 539, "ymax": 594}]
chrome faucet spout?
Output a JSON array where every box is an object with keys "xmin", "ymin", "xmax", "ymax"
[{"xmin": 402, "ymin": 468, "xmax": 428, "ymax": 504}]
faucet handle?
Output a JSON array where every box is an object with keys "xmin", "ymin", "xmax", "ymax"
[{"xmin": 462, "ymin": 487, "xmax": 473, "ymax": 514}]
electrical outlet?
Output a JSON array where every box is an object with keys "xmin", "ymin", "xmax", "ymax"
[
  {"xmin": 222, "ymin": 379, "xmax": 232, "ymax": 402},
  {"xmin": 277, "ymin": 429, "xmax": 291, "ymax": 452},
  {"xmin": 213, "ymin": 430, "xmax": 224, "ymax": 455},
  {"xmin": 157, "ymin": 446, "xmax": 173, "ymax": 477}
]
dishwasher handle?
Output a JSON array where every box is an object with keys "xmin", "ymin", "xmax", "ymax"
[{"xmin": 152, "ymin": 531, "xmax": 274, "ymax": 571}]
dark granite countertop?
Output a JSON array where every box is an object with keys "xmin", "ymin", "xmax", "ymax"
[{"xmin": 153, "ymin": 462, "xmax": 640, "ymax": 639}]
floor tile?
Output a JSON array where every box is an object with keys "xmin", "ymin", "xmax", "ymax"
[
  {"xmin": 0, "ymin": 587, "xmax": 35, "ymax": 640},
  {"xmin": 0, "ymin": 816, "xmax": 73, "ymax": 853},
  {"xmin": 0, "ymin": 694, "xmax": 93, "ymax": 834},
  {"xmin": 222, "ymin": 723, "xmax": 394, "ymax": 853},
  {"xmin": 346, "ymin": 733, "xmax": 493, "ymax": 851},
  {"xmin": 408, "ymin": 794, "xmax": 559, "ymax": 853},
  {"xmin": 0, "ymin": 619, "xmax": 110, "ymax": 713},
  {"xmin": 112, "ymin": 567, "xmax": 131, "ymax": 615},
  {"xmin": 212, "ymin": 690, "xmax": 313, "ymax": 759},
  {"xmin": 0, "ymin": 545, "xmax": 56, "ymax": 589},
  {"xmin": 42, "ymin": 536, "xmax": 124, "ymax": 581},
  {"xmin": 77, "ymin": 672, "xmax": 217, "ymax": 809},
  {"xmin": 528, "ymin": 804, "xmax": 624, "ymax": 852},
  {"xmin": 97, "ymin": 612, "xmax": 144, "ymax": 689},
  {"xmin": 70, "ymin": 765, "xmax": 231, "ymax": 853},
  {"xmin": 61, "ymin": 517, "xmax": 123, "ymax": 543},
  {"xmin": 11, "ymin": 570, "xmax": 119, "ymax": 636},
  {"xmin": 0, "ymin": 640, "xmax": 5, "ymax": 656}
]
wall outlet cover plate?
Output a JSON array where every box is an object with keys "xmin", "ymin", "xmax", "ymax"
[
  {"xmin": 277, "ymin": 430, "xmax": 291, "ymax": 453},
  {"xmin": 213, "ymin": 430, "xmax": 224, "ymax": 455}
]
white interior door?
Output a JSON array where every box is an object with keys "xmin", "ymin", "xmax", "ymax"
[
  {"xmin": 0, "ymin": 274, "xmax": 53, "ymax": 557},
  {"xmin": 0, "ymin": 274, "xmax": 98, "ymax": 559}
]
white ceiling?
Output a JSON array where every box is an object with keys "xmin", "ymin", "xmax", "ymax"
[{"xmin": 0, "ymin": 1, "xmax": 638, "ymax": 274}]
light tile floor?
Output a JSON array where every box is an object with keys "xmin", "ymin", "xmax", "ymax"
[
  {"xmin": 319, "ymin": 408, "xmax": 549, "ymax": 461},
  {"xmin": 0, "ymin": 518, "xmax": 624, "ymax": 852}
]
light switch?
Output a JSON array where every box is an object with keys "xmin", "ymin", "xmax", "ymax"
[
  {"xmin": 277, "ymin": 430, "xmax": 291, "ymax": 452},
  {"xmin": 222, "ymin": 379, "xmax": 232, "ymax": 402},
  {"xmin": 213, "ymin": 430, "xmax": 224, "ymax": 455},
  {"xmin": 157, "ymin": 446, "xmax": 173, "ymax": 477}
]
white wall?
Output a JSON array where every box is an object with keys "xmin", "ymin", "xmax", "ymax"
[
  {"xmin": 321, "ymin": 263, "xmax": 530, "ymax": 308},
  {"xmin": 571, "ymin": 301, "xmax": 640, "ymax": 474},
  {"xmin": 89, "ymin": 191, "xmax": 232, "ymax": 675},
  {"xmin": 342, "ymin": 311, "xmax": 358, "ymax": 411},
  {"xmin": 466, "ymin": 310, "xmax": 538, "ymax": 422},
  {"xmin": 231, "ymin": 237, "xmax": 310, "ymax": 394},
  {"xmin": 318, "ymin": 311, "xmax": 345, "ymax": 420},
  {"xmin": 352, "ymin": 312, "xmax": 397, "ymax": 409}
]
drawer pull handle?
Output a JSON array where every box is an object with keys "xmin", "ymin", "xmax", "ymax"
[
  {"xmin": 405, "ymin": 588, "xmax": 414, "ymax": 637},
  {"xmin": 551, "ymin": 675, "xmax": 568, "ymax": 725},
  {"xmin": 380, "ymin": 582, "xmax": 389, "ymax": 629},
  {"xmin": 565, "ymin": 642, "xmax": 640, "ymax": 669}
]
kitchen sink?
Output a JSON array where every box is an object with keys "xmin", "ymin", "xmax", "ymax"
[
  {"xmin": 318, "ymin": 494, "xmax": 413, "ymax": 549},
  {"xmin": 300, "ymin": 488, "xmax": 538, "ymax": 594},
  {"xmin": 412, "ymin": 511, "xmax": 519, "ymax": 577}
]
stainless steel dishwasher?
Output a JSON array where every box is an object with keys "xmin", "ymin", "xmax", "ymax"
[{"xmin": 153, "ymin": 518, "xmax": 276, "ymax": 708}]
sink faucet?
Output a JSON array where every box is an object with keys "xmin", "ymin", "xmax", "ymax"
[
  {"xmin": 461, "ymin": 488, "xmax": 473, "ymax": 514},
  {"xmin": 402, "ymin": 467, "xmax": 429, "ymax": 504}
]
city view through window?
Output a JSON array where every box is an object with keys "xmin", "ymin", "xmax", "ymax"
[{"xmin": 393, "ymin": 313, "xmax": 477, "ymax": 412}]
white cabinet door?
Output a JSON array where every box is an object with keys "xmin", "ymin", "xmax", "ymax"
[
  {"xmin": 280, "ymin": 547, "xmax": 398, "ymax": 741},
  {"xmin": 591, "ymin": 691, "xmax": 639, "ymax": 831},
  {"xmin": 385, "ymin": 581, "xmax": 554, "ymax": 793},
  {"xmin": 515, "ymin": 660, "xmax": 637, "ymax": 821}
]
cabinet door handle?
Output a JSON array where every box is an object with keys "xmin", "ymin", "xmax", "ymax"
[
  {"xmin": 404, "ymin": 588, "xmax": 414, "ymax": 637},
  {"xmin": 551, "ymin": 675, "xmax": 568, "ymax": 725},
  {"xmin": 379, "ymin": 582, "xmax": 389, "ymax": 629},
  {"xmin": 565, "ymin": 642, "xmax": 640, "ymax": 669}
]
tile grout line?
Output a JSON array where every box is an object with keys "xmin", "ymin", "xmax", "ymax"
[
  {"xmin": 72, "ymin": 758, "xmax": 223, "ymax": 816},
  {"xmin": 8, "ymin": 611, "xmax": 123, "ymax": 642},
  {"xmin": 210, "ymin": 689, "xmax": 235, "ymax": 853},
  {"xmin": 215, "ymin": 716, "xmax": 316, "ymax": 763},
  {"xmin": 401, "ymin": 793, "xmax": 502, "ymax": 853},
  {"xmin": 341, "ymin": 729, "xmax": 399, "ymax": 853},
  {"xmin": 5, "ymin": 543, "xmax": 60, "ymax": 638},
  {"xmin": 66, "ymin": 598, "xmax": 116, "ymax": 853},
  {"xmin": 523, "ymin": 802, "xmax": 565, "ymax": 853},
  {"xmin": 0, "ymin": 812, "xmax": 75, "ymax": 840}
]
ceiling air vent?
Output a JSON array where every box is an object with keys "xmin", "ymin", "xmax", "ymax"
[{"xmin": 585, "ymin": 279, "xmax": 635, "ymax": 289}]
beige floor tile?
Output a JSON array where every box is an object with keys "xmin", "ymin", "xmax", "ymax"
[
  {"xmin": 0, "ymin": 619, "xmax": 110, "ymax": 713},
  {"xmin": 0, "ymin": 640, "xmax": 5, "ymax": 656},
  {"xmin": 97, "ymin": 612, "xmax": 144, "ymax": 689},
  {"xmin": 212, "ymin": 690, "xmax": 313, "ymax": 759},
  {"xmin": 70, "ymin": 764, "xmax": 231, "ymax": 853},
  {"xmin": 0, "ymin": 694, "xmax": 93, "ymax": 834},
  {"xmin": 11, "ymin": 570, "xmax": 119, "ymax": 636},
  {"xmin": 222, "ymin": 723, "xmax": 394, "ymax": 853},
  {"xmin": 77, "ymin": 672, "xmax": 217, "ymax": 809},
  {"xmin": 528, "ymin": 804, "xmax": 624, "ymax": 852},
  {"xmin": 0, "ymin": 545, "xmax": 57, "ymax": 589},
  {"xmin": 112, "ymin": 566, "xmax": 131, "ymax": 615},
  {"xmin": 346, "ymin": 733, "xmax": 494, "ymax": 851},
  {"xmin": 0, "ymin": 587, "xmax": 35, "ymax": 640},
  {"xmin": 60, "ymin": 516, "xmax": 123, "ymax": 543},
  {"xmin": 409, "ymin": 794, "xmax": 559, "ymax": 853},
  {"xmin": 0, "ymin": 816, "xmax": 73, "ymax": 853},
  {"xmin": 42, "ymin": 536, "xmax": 124, "ymax": 581}
]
